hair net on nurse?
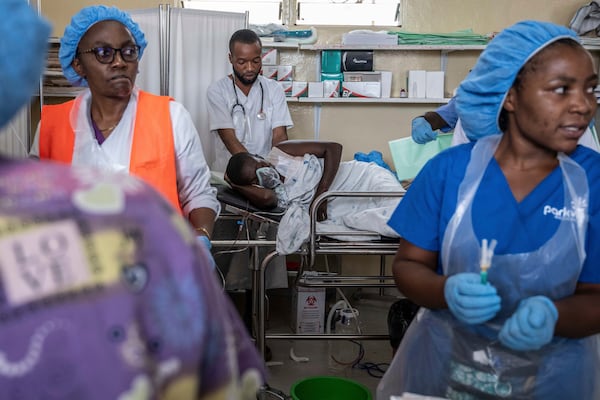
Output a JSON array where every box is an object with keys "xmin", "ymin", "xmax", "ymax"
[
  {"xmin": 59, "ymin": 5, "xmax": 148, "ymax": 87},
  {"xmin": 0, "ymin": 0, "xmax": 50, "ymax": 130},
  {"xmin": 456, "ymin": 20, "xmax": 579, "ymax": 141}
]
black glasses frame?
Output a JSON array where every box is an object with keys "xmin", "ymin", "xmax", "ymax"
[{"xmin": 78, "ymin": 45, "xmax": 140, "ymax": 64}]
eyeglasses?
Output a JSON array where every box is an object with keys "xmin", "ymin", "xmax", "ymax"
[{"xmin": 78, "ymin": 45, "xmax": 140, "ymax": 64}]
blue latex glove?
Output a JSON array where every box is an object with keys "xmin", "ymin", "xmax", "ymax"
[
  {"xmin": 499, "ymin": 296, "xmax": 558, "ymax": 351},
  {"xmin": 197, "ymin": 235, "xmax": 211, "ymax": 250},
  {"xmin": 411, "ymin": 116, "xmax": 438, "ymax": 144},
  {"xmin": 196, "ymin": 235, "xmax": 216, "ymax": 270},
  {"xmin": 444, "ymin": 272, "xmax": 502, "ymax": 324}
]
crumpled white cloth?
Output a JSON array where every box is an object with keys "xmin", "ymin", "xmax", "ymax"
[{"xmin": 276, "ymin": 157, "xmax": 405, "ymax": 255}]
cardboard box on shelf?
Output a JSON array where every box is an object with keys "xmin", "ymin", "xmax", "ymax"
[
  {"xmin": 323, "ymin": 80, "xmax": 341, "ymax": 98},
  {"xmin": 341, "ymin": 81, "xmax": 381, "ymax": 98},
  {"xmin": 426, "ymin": 71, "xmax": 445, "ymax": 99},
  {"xmin": 277, "ymin": 80, "xmax": 293, "ymax": 97},
  {"xmin": 277, "ymin": 65, "xmax": 294, "ymax": 81},
  {"xmin": 321, "ymin": 50, "xmax": 342, "ymax": 73},
  {"xmin": 292, "ymin": 81, "xmax": 308, "ymax": 97},
  {"xmin": 408, "ymin": 70, "xmax": 427, "ymax": 98},
  {"xmin": 261, "ymin": 48, "xmax": 278, "ymax": 65},
  {"xmin": 261, "ymin": 65, "xmax": 278, "ymax": 80},
  {"xmin": 308, "ymin": 82, "xmax": 324, "ymax": 98},
  {"xmin": 342, "ymin": 50, "xmax": 374, "ymax": 72}
]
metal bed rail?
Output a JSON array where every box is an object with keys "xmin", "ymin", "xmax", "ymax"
[
  {"xmin": 254, "ymin": 190, "xmax": 405, "ymax": 358},
  {"xmin": 308, "ymin": 190, "xmax": 405, "ymax": 266}
]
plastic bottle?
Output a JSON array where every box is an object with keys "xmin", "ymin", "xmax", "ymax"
[{"xmin": 328, "ymin": 308, "xmax": 359, "ymax": 371}]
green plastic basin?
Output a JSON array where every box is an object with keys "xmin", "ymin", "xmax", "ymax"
[{"xmin": 290, "ymin": 376, "xmax": 372, "ymax": 400}]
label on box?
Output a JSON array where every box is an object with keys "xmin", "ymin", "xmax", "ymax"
[
  {"xmin": 342, "ymin": 81, "xmax": 381, "ymax": 98},
  {"xmin": 277, "ymin": 65, "xmax": 294, "ymax": 81},
  {"xmin": 292, "ymin": 81, "xmax": 308, "ymax": 98},
  {"xmin": 343, "ymin": 71, "xmax": 381, "ymax": 82},
  {"xmin": 261, "ymin": 66, "xmax": 278, "ymax": 80},
  {"xmin": 292, "ymin": 286, "xmax": 325, "ymax": 333},
  {"xmin": 261, "ymin": 48, "xmax": 278, "ymax": 65}
]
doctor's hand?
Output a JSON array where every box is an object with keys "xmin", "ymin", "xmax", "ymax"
[
  {"xmin": 499, "ymin": 296, "xmax": 558, "ymax": 351},
  {"xmin": 444, "ymin": 272, "xmax": 502, "ymax": 325},
  {"xmin": 411, "ymin": 116, "xmax": 438, "ymax": 144}
]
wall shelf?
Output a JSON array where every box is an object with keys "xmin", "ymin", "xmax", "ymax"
[{"xmin": 297, "ymin": 97, "xmax": 450, "ymax": 104}]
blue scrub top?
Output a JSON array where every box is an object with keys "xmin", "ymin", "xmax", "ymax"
[{"xmin": 387, "ymin": 142, "xmax": 600, "ymax": 283}]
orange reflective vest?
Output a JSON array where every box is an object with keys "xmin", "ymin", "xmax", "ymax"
[{"xmin": 40, "ymin": 91, "xmax": 181, "ymax": 211}]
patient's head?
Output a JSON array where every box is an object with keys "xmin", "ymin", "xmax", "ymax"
[{"xmin": 226, "ymin": 152, "xmax": 268, "ymax": 186}]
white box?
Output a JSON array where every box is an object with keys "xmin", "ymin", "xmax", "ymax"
[
  {"xmin": 308, "ymin": 82, "xmax": 324, "ymax": 98},
  {"xmin": 292, "ymin": 285, "xmax": 325, "ymax": 333},
  {"xmin": 277, "ymin": 81, "xmax": 293, "ymax": 97},
  {"xmin": 379, "ymin": 71, "xmax": 392, "ymax": 98},
  {"xmin": 426, "ymin": 71, "xmax": 445, "ymax": 99},
  {"xmin": 408, "ymin": 70, "xmax": 427, "ymax": 98},
  {"xmin": 261, "ymin": 65, "xmax": 278, "ymax": 80},
  {"xmin": 323, "ymin": 80, "xmax": 341, "ymax": 98},
  {"xmin": 292, "ymin": 81, "xmax": 308, "ymax": 98},
  {"xmin": 341, "ymin": 81, "xmax": 381, "ymax": 98},
  {"xmin": 261, "ymin": 48, "xmax": 278, "ymax": 65},
  {"xmin": 277, "ymin": 65, "xmax": 294, "ymax": 81}
]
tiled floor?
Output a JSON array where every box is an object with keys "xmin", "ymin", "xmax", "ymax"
[{"xmin": 258, "ymin": 288, "xmax": 398, "ymax": 399}]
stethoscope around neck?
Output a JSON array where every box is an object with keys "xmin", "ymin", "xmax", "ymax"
[{"xmin": 231, "ymin": 75, "xmax": 266, "ymax": 120}]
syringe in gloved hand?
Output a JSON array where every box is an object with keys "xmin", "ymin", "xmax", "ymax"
[{"xmin": 480, "ymin": 238, "xmax": 497, "ymax": 284}]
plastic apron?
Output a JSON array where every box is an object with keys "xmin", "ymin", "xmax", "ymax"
[
  {"xmin": 70, "ymin": 90, "xmax": 135, "ymax": 174},
  {"xmin": 377, "ymin": 135, "xmax": 599, "ymax": 400}
]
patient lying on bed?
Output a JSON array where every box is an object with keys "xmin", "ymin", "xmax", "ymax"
[{"xmin": 225, "ymin": 140, "xmax": 405, "ymax": 254}]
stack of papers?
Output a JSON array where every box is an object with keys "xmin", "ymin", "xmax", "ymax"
[
  {"xmin": 389, "ymin": 29, "xmax": 489, "ymax": 46},
  {"xmin": 342, "ymin": 30, "xmax": 398, "ymax": 46}
]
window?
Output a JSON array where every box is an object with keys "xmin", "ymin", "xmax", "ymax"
[
  {"xmin": 296, "ymin": 0, "xmax": 402, "ymax": 26},
  {"xmin": 181, "ymin": 1, "xmax": 282, "ymax": 25},
  {"xmin": 181, "ymin": 0, "xmax": 402, "ymax": 27}
]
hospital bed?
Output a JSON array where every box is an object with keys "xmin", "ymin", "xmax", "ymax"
[{"xmin": 211, "ymin": 184, "xmax": 405, "ymax": 358}]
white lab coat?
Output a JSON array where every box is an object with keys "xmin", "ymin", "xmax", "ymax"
[
  {"xmin": 206, "ymin": 75, "xmax": 293, "ymax": 172},
  {"xmin": 30, "ymin": 88, "xmax": 220, "ymax": 217}
]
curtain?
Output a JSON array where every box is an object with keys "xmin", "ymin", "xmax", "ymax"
[
  {"xmin": 0, "ymin": 107, "xmax": 29, "ymax": 157},
  {"xmin": 130, "ymin": 6, "xmax": 247, "ymax": 167},
  {"xmin": 130, "ymin": 8, "xmax": 163, "ymax": 96},
  {"xmin": 168, "ymin": 8, "xmax": 246, "ymax": 167}
]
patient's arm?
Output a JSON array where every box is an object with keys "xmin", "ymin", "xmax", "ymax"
[{"xmin": 228, "ymin": 182, "xmax": 278, "ymax": 210}]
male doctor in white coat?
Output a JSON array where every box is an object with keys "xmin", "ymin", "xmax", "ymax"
[{"xmin": 207, "ymin": 28, "xmax": 293, "ymax": 173}]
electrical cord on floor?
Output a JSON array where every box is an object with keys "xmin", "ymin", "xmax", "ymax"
[{"xmin": 354, "ymin": 361, "xmax": 389, "ymax": 378}]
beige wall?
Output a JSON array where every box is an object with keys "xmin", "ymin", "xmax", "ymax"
[
  {"xmin": 39, "ymin": 1, "xmax": 179, "ymax": 38},
  {"xmin": 39, "ymin": 0, "xmax": 589, "ymax": 166}
]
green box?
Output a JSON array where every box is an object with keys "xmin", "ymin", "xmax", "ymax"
[
  {"xmin": 320, "ymin": 72, "xmax": 343, "ymax": 82},
  {"xmin": 321, "ymin": 50, "xmax": 342, "ymax": 73}
]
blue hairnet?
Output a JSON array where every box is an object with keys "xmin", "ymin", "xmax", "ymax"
[
  {"xmin": 456, "ymin": 20, "xmax": 579, "ymax": 141},
  {"xmin": 0, "ymin": 0, "xmax": 50, "ymax": 130},
  {"xmin": 59, "ymin": 5, "xmax": 147, "ymax": 87}
]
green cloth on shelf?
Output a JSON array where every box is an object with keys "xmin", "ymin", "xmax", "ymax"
[{"xmin": 388, "ymin": 29, "xmax": 489, "ymax": 45}]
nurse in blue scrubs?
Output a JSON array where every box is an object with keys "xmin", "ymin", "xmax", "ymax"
[{"xmin": 378, "ymin": 20, "xmax": 600, "ymax": 400}]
